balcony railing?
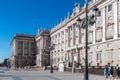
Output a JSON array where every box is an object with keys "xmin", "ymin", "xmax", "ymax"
[
  {"xmin": 88, "ymin": 41, "xmax": 93, "ymax": 44},
  {"xmin": 96, "ymin": 39, "xmax": 102, "ymax": 42},
  {"xmin": 106, "ymin": 36, "xmax": 113, "ymax": 40}
]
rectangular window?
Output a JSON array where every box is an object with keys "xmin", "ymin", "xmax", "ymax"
[
  {"xmin": 62, "ymin": 31, "xmax": 64, "ymax": 35},
  {"xmin": 106, "ymin": 25, "xmax": 113, "ymax": 40},
  {"xmin": 55, "ymin": 35, "xmax": 57, "ymax": 38},
  {"xmin": 58, "ymin": 33, "xmax": 60, "ymax": 37},
  {"xmin": 97, "ymin": 11, "xmax": 101, "ymax": 17},
  {"xmin": 108, "ymin": 4, "xmax": 112, "ymax": 12},
  {"xmin": 96, "ymin": 52, "xmax": 101, "ymax": 61},
  {"xmin": 106, "ymin": 50, "xmax": 113, "ymax": 62},
  {"xmin": 88, "ymin": 32, "xmax": 93, "ymax": 44},
  {"xmin": 70, "ymin": 26, "xmax": 72, "ymax": 31},
  {"xmin": 96, "ymin": 29, "xmax": 102, "ymax": 42},
  {"xmin": 66, "ymin": 29, "xmax": 68, "ymax": 33},
  {"xmin": 81, "ymin": 34, "xmax": 85, "ymax": 44},
  {"xmin": 97, "ymin": 53, "xmax": 99, "ymax": 60}
]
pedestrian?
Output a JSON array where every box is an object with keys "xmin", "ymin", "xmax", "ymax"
[
  {"xmin": 113, "ymin": 66, "xmax": 118, "ymax": 80},
  {"xmin": 104, "ymin": 65, "xmax": 109, "ymax": 79},
  {"xmin": 117, "ymin": 65, "xmax": 120, "ymax": 79},
  {"xmin": 109, "ymin": 66, "xmax": 114, "ymax": 80}
]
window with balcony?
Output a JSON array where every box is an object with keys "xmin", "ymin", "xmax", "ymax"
[
  {"xmin": 18, "ymin": 41, "xmax": 23, "ymax": 48},
  {"xmin": 62, "ymin": 31, "xmax": 64, "ymax": 35},
  {"xmin": 58, "ymin": 33, "xmax": 60, "ymax": 37},
  {"xmin": 55, "ymin": 35, "xmax": 57, "ymax": 38},
  {"xmin": 108, "ymin": 4, "xmax": 112, "ymax": 12},
  {"xmin": 96, "ymin": 28, "xmax": 102, "ymax": 42},
  {"xmin": 70, "ymin": 37, "xmax": 73, "ymax": 47},
  {"xmin": 97, "ymin": 11, "xmax": 101, "ymax": 17},
  {"xmin": 81, "ymin": 34, "xmax": 85, "ymax": 44},
  {"xmin": 70, "ymin": 26, "xmax": 72, "ymax": 31},
  {"xmin": 106, "ymin": 24, "xmax": 114, "ymax": 40},
  {"xmin": 106, "ymin": 50, "xmax": 113, "ymax": 63},
  {"xmin": 96, "ymin": 51, "xmax": 101, "ymax": 62},
  {"xmin": 66, "ymin": 29, "xmax": 68, "ymax": 33},
  {"xmin": 88, "ymin": 31, "xmax": 93, "ymax": 44}
]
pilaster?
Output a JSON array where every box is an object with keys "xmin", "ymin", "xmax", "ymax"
[
  {"xmin": 68, "ymin": 27, "xmax": 70, "ymax": 47},
  {"xmin": 102, "ymin": 7, "xmax": 106, "ymax": 42},
  {"xmin": 64, "ymin": 29, "xmax": 66, "ymax": 50},
  {"xmin": 73, "ymin": 25, "xmax": 75, "ymax": 45},
  {"xmin": 113, "ymin": 1, "xmax": 118, "ymax": 39}
]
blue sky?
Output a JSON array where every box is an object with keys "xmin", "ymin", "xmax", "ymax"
[{"xmin": 0, "ymin": 0, "xmax": 91, "ymax": 62}]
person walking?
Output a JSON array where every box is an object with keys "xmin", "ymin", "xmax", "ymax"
[
  {"xmin": 117, "ymin": 65, "xmax": 120, "ymax": 79},
  {"xmin": 104, "ymin": 65, "xmax": 109, "ymax": 79},
  {"xmin": 109, "ymin": 66, "xmax": 114, "ymax": 80}
]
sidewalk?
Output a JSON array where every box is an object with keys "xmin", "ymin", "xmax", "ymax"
[
  {"xmin": 38, "ymin": 70, "xmax": 106, "ymax": 80},
  {"xmin": 41, "ymin": 70, "xmax": 120, "ymax": 80},
  {"xmin": 1, "ymin": 69, "xmax": 120, "ymax": 80}
]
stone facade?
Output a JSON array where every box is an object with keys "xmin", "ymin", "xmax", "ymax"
[
  {"xmin": 10, "ymin": 34, "xmax": 36, "ymax": 68},
  {"xmin": 35, "ymin": 30, "xmax": 50, "ymax": 67},
  {"xmin": 50, "ymin": 0, "xmax": 120, "ymax": 69},
  {"xmin": 10, "ymin": 0, "xmax": 120, "ymax": 70}
]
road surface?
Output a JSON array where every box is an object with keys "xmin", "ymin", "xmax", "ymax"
[{"xmin": 0, "ymin": 69, "xmax": 116, "ymax": 80}]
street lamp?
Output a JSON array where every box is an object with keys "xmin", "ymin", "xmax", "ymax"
[
  {"xmin": 49, "ymin": 43, "xmax": 55, "ymax": 73},
  {"xmin": 42, "ymin": 49, "xmax": 47, "ymax": 70},
  {"xmin": 77, "ymin": 0, "xmax": 99, "ymax": 80}
]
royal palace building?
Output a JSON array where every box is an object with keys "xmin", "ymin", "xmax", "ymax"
[
  {"xmin": 50, "ymin": 0, "xmax": 120, "ymax": 70},
  {"xmin": 10, "ymin": 0, "xmax": 120, "ymax": 70},
  {"xmin": 36, "ymin": 30, "xmax": 50, "ymax": 67},
  {"xmin": 10, "ymin": 34, "xmax": 36, "ymax": 68}
]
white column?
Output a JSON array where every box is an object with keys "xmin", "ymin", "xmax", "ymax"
[
  {"xmin": 76, "ymin": 47, "xmax": 79, "ymax": 63},
  {"xmin": 60, "ymin": 32, "xmax": 62, "ymax": 51},
  {"xmin": 68, "ymin": 27, "xmax": 70, "ymax": 47},
  {"xmin": 73, "ymin": 25, "xmax": 75, "ymax": 45},
  {"xmin": 102, "ymin": 7, "xmax": 106, "ymax": 42},
  {"xmin": 119, "ymin": 0, "xmax": 120, "ymax": 35},
  {"xmin": 66, "ymin": 51, "xmax": 69, "ymax": 68},
  {"xmin": 114, "ymin": 1, "xmax": 118, "ymax": 39},
  {"xmin": 64, "ymin": 29, "xmax": 66, "ymax": 50},
  {"xmin": 78, "ymin": 27, "xmax": 81, "ymax": 44},
  {"xmin": 72, "ymin": 50, "xmax": 75, "ymax": 73}
]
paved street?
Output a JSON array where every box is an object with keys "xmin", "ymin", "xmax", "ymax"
[{"xmin": 0, "ymin": 69, "xmax": 111, "ymax": 80}]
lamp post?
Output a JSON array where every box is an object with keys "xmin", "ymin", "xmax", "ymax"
[
  {"xmin": 42, "ymin": 49, "xmax": 47, "ymax": 70},
  {"xmin": 49, "ymin": 44, "xmax": 55, "ymax": 73},
  {"xmin": 77, "ymin": 0, "xmax": 99, "ymax": 80},
  {"xmin": 42, "ymin": 30, "xmax": 48, "ymax": 70}
]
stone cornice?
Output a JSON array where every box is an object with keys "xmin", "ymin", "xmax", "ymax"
[
  {"xmin": 64, "ymin": 37, "xmax": 120, "ymax": 52},
  {"xmin": 10, "ymin": 34, "xmax": 35, "ymax": 46},
  {"xmin": 35, "ymin": 31, "xmax": 50, "ymax": 40},
  {"xmin": 50, "ymin": 0, "xmax": 106, "ymax": 35}
]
